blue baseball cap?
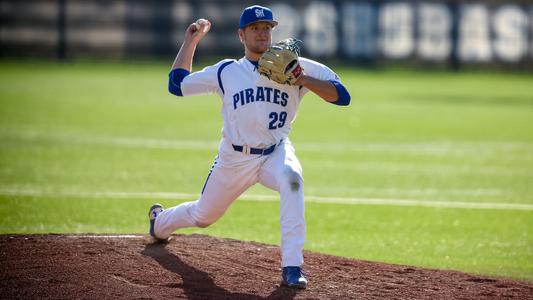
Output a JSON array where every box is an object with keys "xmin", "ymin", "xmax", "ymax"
[{"xmin": 239, "ymin": 5, "xmax": 278, "ymax": 29}]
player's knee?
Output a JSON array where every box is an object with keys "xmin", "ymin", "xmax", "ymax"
[
  {"xmin": 289, "ymin": 179, "xmax": 301, "ymax": 192},
  {"xmin": 284, "ymin": 168, "xmax": 303, "ymax": 192}
]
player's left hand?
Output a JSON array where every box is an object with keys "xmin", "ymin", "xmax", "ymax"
[
  {"xmin": 258, "ymin": 38, "xmax": 304, "ymax": 85},
  {"xmin": 293, "ymin": 74, "xmax": 306, "ymax": 86}
]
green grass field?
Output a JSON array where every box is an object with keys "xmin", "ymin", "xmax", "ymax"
[{"xmin": 0, "ymin": 60, "xmax": 532, "ymax": 280}]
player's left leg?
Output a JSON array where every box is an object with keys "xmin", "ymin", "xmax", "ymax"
[
  {"xmin": 258, "ymin": 139, "xmax": 305, "ymax": 268},
  {"xmin": 153, "ymin": 155, "xmax": 260, "ymax": 239}
]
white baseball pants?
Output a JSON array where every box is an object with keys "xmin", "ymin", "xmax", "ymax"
[{"xmin": 153, "ymin": 138, "xmax": 306, "ymax": 267}]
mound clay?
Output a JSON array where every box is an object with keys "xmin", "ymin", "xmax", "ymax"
[{"xmin": 1, "ymin": 234, "xmax": 532, "ymax": 299}]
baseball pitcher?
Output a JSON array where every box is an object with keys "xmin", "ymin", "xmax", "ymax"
[{"xmin": 149, "ymin": 5, "xmax": 350, "ymax": 289}]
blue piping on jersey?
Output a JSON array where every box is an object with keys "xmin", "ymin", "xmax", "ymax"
[
  {"xmin": 168, "ymin": 68, "xmax": 190, "ymax": 96},
  {"xmin": 329, "ymin": 80, "xmax": 351, "ymax": 106},
  {"xmin": 217, "ymin": 60, "xmax": 235, "ymax": 94},
  {"xmin": 247, "ymin": 59, "xmax": 259, "ymax": 70}
]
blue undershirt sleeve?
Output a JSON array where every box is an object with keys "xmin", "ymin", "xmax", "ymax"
[
  {"xmin": 329, "ymin": 80, "xmax": 351, "ymax": 106},
  {"xmin": 168, "ymin": 68, "xmax": 191, "ymax": 96}
]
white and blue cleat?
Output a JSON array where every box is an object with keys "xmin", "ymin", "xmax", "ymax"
[
  {"xmin": 148, "ymin": 203, "xmax": 166, "ymax": 241},
  {"xmin": 281, "ymin": 266, "xmax": 308, "ymax": 289}
]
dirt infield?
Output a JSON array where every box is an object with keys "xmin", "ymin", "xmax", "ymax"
[{"xmin": 1, "ymin": 234, "xmax": 532, "ymax": 299}]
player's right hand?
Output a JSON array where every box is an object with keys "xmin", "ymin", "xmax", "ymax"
[{"xmin": 185, "ymin": 18, "xmax": 211, "ymax": 44}]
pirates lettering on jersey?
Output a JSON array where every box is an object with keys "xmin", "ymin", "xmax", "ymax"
[{"xmin": 232, "ymin": 86, "xmax": 288, "ymax": 110}]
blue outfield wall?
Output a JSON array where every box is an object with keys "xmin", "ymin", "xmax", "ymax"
[{"xmin": 1, "ymin": 0, "xmax": 532, "ymax": 69}]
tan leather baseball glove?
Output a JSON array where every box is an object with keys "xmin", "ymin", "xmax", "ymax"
[{"xmin": 258, "ymin": 38, "xmax": 304, "ymax": 85}]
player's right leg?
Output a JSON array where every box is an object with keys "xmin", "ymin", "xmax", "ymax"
[{"xmin": 152, "ymin": 156, "xmax": 259, "ymax": 240}]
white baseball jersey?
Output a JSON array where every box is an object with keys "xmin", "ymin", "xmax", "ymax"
[
  {"xmin": 179, "ymin": 57, "xmax": 342, "ymax": 149},
  {"xmin": 156, "ymin": 56, "xmax": 347, "ymax": 268}
]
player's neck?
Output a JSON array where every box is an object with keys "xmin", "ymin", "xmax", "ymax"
[
  {"xmin": 246, "ymin": 58, "xmax": 259, "ymax": 68},
  {"xmin": 244, "ymin": 49, "xmax": 261, "ymax": 62}
]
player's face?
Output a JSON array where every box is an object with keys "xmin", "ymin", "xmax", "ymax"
[{"xmin": 239, "ymin": 22, "xmax": 273, "ymax": 55}]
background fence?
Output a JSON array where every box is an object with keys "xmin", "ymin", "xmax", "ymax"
[{"xmin": 1, "ymin": 0, "xmax": 532, "ymax": 69}]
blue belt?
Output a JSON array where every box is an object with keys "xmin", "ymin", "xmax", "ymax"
[{"xmin": 232, "ymin": 144, "xmax": 276, "ymax": 155}]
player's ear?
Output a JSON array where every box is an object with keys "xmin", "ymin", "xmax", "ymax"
[{"xmin": 238, "ymin": 29, "xmax": 244, "ymax": 44}]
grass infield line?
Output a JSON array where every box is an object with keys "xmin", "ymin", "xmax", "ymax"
[
  {"xmin": 1, "ymin": 188, "xmax": 532, "ymax": 211},
  {"xmin": 4, "ymin": 129, "xmax": 533, "ymax": 156}
]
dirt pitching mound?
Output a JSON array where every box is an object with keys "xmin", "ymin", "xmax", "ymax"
[{"xmin": 1, "ymin": 234, "xmax": 531, "ymax": 299}]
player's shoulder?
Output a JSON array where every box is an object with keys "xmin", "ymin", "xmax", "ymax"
[
  {"xmin": 299, "ymin": 57, "xmax": 329, "ymax": 69},
  {"xmin": 299, "ymin": 57, "xmax": 337, "ymax": 75},
  {"xmin": 299, "ymin": 57, "xmax": 339, "ymax": 79},
  {"xmin": 214, "ymin": 58, "xmax": 238, "ymax": 73},
  {"xmin": 198, "ymin": 58, "xmax": 237, "ymax": 76},
  {"xmin": 209, "ymin": 58, "xmax": 237, "ymax": 69}
]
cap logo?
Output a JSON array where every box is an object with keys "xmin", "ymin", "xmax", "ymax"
[{"xmin": 255, "ymin": 8, "xmax": 265, "ymax": 18}]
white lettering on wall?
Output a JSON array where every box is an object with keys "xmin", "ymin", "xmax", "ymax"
[
  {"xmin": 271, "ymin": 4, "xmax": 301, "ymax": 42},
  {"xmin": 493, "ymin": 5, "xmax": 528, "ymax": 62},
  {"xmin": 342, "ymin": 2, "xmax": 377, "ymax": 58},
  {"xmin": 458, "ymin": 4, "xmax": 492, "ymax": 62},
  {"xmin": 304, "ymin": 1, "xmax": 337, "ymax": 56},
  {"xmin": 530, "ymin": 6, "xmax": 533, "ymax": 60},
  {"xmin": 418, "ymin": 3, "xmax": 452, "ymax": 61},
  {"xmin": 379, "ymin": 2, "xmax": 414, "ymax": 59}
]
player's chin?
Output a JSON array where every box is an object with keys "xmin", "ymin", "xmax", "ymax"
[
  {"xmin": 253, "ymin": 45, "xmax": 270, "ymax": 55},
  {"xmin": 255, "ymin": 41, "xmax": 270, "ymax": 51}
]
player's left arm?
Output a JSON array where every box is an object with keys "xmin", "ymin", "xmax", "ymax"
[
  {"xmin": 295, "ymin": 59, "xmax": 350, "ymax": 106},
  {"xmin": 295, "ymin": 75, "xmax": 350, "ymax": 104}
]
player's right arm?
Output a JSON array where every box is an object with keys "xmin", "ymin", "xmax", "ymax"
[
  {"xmin": 172, "ymin": 19, "xmax": 210, "ymax": 72},
  {"xmin": 168, "ymin": 19, "xmax": 221, "ymax": 97}
]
